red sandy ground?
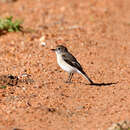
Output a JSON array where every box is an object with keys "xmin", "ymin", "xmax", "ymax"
[{"xmin": 0, "ymin": 0, "xmax": 130, "ymax": 130}]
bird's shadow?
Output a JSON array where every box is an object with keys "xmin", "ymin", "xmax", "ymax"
[{"xmin": 78, "ymin": 81, "xmax": 119, "ymax": 87}]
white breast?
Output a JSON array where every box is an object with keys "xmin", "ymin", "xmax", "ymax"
[{"xmin": 56, "ymin": 53, "xmax": 77, "ymax": 73}]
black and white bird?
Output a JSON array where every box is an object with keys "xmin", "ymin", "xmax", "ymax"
[{"xmin": 51, "ymin": 45, "xmax": 94, "ymax": 84}]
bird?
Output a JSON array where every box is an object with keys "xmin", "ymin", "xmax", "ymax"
[{"xmin": 51, "ymin": 45, "xmax": 94, "ymax": 84}]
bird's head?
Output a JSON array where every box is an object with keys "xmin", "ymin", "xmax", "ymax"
[{"xmin": 51, "ymin": 45, "xmax": 68, "ymax": 54}]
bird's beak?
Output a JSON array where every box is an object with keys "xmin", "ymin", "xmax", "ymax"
[{"xmin": 51, "ymin": 49, "xmax": 56, "ymax": 52}]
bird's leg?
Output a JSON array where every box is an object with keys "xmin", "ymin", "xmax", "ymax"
[
  {"xmin": 65, "ymin": 73, "xmax": 73, "ymax": 83},
  {"xmin": 68, "ymin": 73, "xmax": 73, "ymax": 82}
]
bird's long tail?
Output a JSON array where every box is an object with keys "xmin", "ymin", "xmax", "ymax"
[{"xmin": 80, "ymin": 70, "xmax": 94, "ymax": 84}]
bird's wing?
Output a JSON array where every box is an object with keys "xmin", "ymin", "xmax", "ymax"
[{"xmin": 62, "ymin": 53, "xmax": 83, "ymax": 72}]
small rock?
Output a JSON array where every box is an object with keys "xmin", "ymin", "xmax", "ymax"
[
  {"xmin": 39, "ymin": 36, "xmax": 46, "ymax": 46},
  {"xmin": 41, "ymin": 42, "xmax": 46, "ymax": 46}
]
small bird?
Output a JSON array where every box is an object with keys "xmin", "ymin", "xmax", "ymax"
[{"xmin": 51, "ymin": 45, "xmax": 94, "ymax": 84}]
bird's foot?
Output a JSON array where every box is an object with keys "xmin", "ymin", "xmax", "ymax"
[{"xmin": 64, "ymin": 80, "xmax": 72, "ymax": 84}]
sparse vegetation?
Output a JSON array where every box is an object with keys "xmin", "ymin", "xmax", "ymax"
[
  {"xmin": 0, "ymin": 16, "xmax": 23, "ymax": 33},
  {"xmin": 108, "ymin": 121, "xmax": 130, "ymax": 130},
  {"xmin": 0, "ymin": 86, "xmax": 7, "ymax": 89}
]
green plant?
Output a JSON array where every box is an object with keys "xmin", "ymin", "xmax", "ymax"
[
  {"xmin": 0, "ymin": 16, "xmax": 23, "ymax": 32},
  {"xmin": 0, "ymin": 86, "xmax": 7, "ymax": 89}
]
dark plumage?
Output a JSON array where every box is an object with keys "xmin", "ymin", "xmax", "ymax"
[{"xmin": 51, "ymin": 45, "xmax": 94, "ymax": 84}]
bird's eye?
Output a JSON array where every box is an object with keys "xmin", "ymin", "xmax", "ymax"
[{"xmin": 58, "ymin": 48, "xmax": 60, "ymax": 50}]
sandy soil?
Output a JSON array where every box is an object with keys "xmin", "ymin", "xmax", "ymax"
[{"xmin": 0, "ymin": 0, "xmax": 130, "ymax": 130}]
